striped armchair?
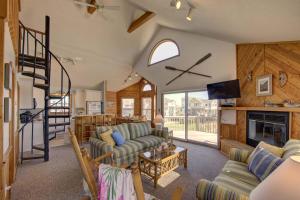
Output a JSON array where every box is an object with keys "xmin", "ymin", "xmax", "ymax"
[
  {"xmin": 196, "ymin": 139, "xmax": 300, "ymax": 200},
  {"xmin": 90, "ymin": 122, "xmax": 170, "ymax": 166}
]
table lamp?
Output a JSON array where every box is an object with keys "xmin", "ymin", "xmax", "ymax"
[
  {"xmin": 250, "ymin": 155, "xmax": 300, "ymax": 200},
  {"xmin": 154, "ymin": 110, "xmax": 164, "ymax": 130}
]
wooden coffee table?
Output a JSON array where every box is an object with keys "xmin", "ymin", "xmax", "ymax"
[{"xmin": 138, "ymin": 146, "xmax": 188, "ymax": 188}]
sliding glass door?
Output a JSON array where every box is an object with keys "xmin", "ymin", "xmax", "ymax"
[
  {"xmin": 163, "ymin": 91, "xmax": 218, "ymax": 146},
  {"xmin": 187, "ymin": 91, "xmax": 218, "ymax": 145},
  {"xmin": 163, "ymin": 93, "xmax": 185, "ymax": 140}
]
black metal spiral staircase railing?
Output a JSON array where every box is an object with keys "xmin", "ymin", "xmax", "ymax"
[{"xmin": 18, "ymin": 16, "xmax": 71, "ymax": 162}]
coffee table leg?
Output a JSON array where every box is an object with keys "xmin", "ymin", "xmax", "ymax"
[
  {"xmin": 154, "ymin": 164, "xmax": 158, "ymax": 188},
  {"xmin": 184, "ymin": 150, "xmax": 188, "ymax": 168}
]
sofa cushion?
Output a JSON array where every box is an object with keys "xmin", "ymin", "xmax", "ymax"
[
  {"xmin": 133, "ymin": 135, "xmax": 164, "ymax": 148},
  {"xmin": 128, "ymin": 122, "xmax": 151, "ymax": 139},
  {"xmin": 113, "ymin": 140, "xmax": 144, "ymax": 158},
  {"xmin": 112, "ymin": 123, "xmax": 131, "ymax": 140},
  {"xmin": 247, "ymin": 141, "xmax": 284, "ymax": 164},
  {"xmin": 100, "ymin": 129, "xmax": 115, "ymax": 147},
  {"xmin": 95, "ymin": 126, "xmax": 111, "ymax": 139},
  {"xmin": 283, "ymin": 139, "xmax": 300, "ymax": 160},
  {"xmin": 222, "ymin": 160, "xmax": 260, "ymax": 186},
  {"xmin": 112, "ymin": 130, "xmax": 125, "ymax": 146},
  {"xmin": 214, "ymin": 173, "xmax": 256, "ymax": 196},
  {"xmin": 248, "ymin": 147, "xmax": 283, "ymax": 181}
]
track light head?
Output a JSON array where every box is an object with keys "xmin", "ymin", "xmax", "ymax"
[
  {"xmin": 186, "ymin": 7, "xmax": 192, "ymax": 21},
  {"xmin": 175, "ymin": 0, "xmax": 181, "ymax": 10}
]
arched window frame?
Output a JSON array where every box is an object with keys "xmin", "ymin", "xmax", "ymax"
[
  {"xmin": 148, "ymin": 39, "xmax": 180, "ymax": 66},
  {"xmin": 142, "ymin": 84, "xmax": 152, "ymax": 92}
]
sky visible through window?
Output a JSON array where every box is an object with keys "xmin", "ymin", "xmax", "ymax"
[{"xmin": 149, "ymin": 40, "xmax": 179, "ymax": 65}]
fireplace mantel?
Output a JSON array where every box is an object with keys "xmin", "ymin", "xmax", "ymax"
[{"xmin": 219, "ymin": 106, "xmax": 300, "ymax": 113}]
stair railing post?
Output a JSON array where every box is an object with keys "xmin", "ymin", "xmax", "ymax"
[{"xmin": 43, "ymin": 15, "xmax": 51, "ymax": 161}]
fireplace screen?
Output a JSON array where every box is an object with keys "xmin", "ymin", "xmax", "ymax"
[{"xmin": 246, "ymin": 111, "xmax": 289, "ymax": 147}]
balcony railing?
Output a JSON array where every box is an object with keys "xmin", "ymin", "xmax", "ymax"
[{"xmin": 164, "ymin": 116, "xmax": 218, "ymax": 134}]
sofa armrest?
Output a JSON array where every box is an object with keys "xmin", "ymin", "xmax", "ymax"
[
  {"xmin": 89, "ymin": 137, "xmax": 113, "ymax": 160},
  {"xmin": 152, "ymin": 127, "xmax": 169, "ymax": 141},
  {"xmin": 196, "ymin": 179, "xmax": 249, "ymax": 200},
  {"xmin": 229, "ymin": 148, "xmax": 252, "ymax": 163}
]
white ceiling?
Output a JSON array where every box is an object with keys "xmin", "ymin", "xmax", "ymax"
[
  {"xmin": 20, "ymin": 0, "xmax": 300, "ymax": 91},
  {"xmin": 20, "ymin": 0, "xmax": 158, "ymax": 91},
  {"xmin": 130, "ymin": 0, "xmax": 300, "ymax": 43}
]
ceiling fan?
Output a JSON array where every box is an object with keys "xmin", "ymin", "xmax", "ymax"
[{"xmin": 74, "ymin": 0, "xmax": 120, "ymax": 14}]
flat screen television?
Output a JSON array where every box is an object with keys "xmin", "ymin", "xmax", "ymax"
[{"xmin": 207, "ymin": 79, "xmax": 241, "ymax": 100}]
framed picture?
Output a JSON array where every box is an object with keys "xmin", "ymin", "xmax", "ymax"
[{"xmin": 256, "ymin": 74, "xmax": 272, "ymax": 96}]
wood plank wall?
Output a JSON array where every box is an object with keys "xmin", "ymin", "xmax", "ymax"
[
  {"xmin": 105, "ymin": 91, "xmax": 117, "ymax": 114},
  {"xmin": 221, "ymin": 42, "xmax": 300, "ymax": 143},
  {"xmin": 0, "ymin": 0, "xmax": 20, "ymax": 199},
  {"xmin": 116, "ymin": 79, "xmax": 156, "ymax": 121}
]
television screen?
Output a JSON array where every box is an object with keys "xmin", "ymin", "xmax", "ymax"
[{"xmin": 207, "ymin": 79, "xmax": 241, "ymax": 100}]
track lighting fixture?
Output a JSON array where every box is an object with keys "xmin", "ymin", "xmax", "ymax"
[
  {"xmin": 128, "ymin": 75, "xmax": 132, "ymax": 81},
  {"xmin": 175, "ymin": 0, "xmax": 181, "ymax": 10},
  {"xmin": 186, "ymin": 7, "xmax": 192, "ymax": 21},
  {"xmin": 134, "ymin": 72, "xmax": 138, "ymax": 77}
]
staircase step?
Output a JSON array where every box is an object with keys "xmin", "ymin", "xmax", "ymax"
[
  {"xmin": 49, "ymin": 95, "xmax": 64, "ymax": 99},
  {"xmin": 49, "ymin": 122, "xmax": 70, "ymax": 127},
  {"xmin": 34, "ymin": 83, "xmax": 49, "ymax": 90},
  {"xmin": 50, "ymin": 106, "xmax": 70, "ymax": 109},
  {"xmin": 49, "ymin": 128, "xmax": 65, "ymax": 134},
  {"xmin": 32, "ymin": 145, "xmax": 45, "ymax": 151},
  {"xmin": 19, "ymin": 60, "xmax": 46, "ymax": 69},
  {"xmin": 19, "ymin": 54, "xmax": 45, "ymax": 63},
  {"xmin": 48, "ymin": 114, "xmax": 70, "ymax": 118},
  {"xmin": 49, "ymin": 134, "xmax": 56, "ymax": 141},
  {"xmin": 22, "ymin": 71, "xmax": 47, "ymax": 81}
]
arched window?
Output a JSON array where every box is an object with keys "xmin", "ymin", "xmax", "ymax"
[
  {"xmin": 148, "ymin": 39, "xmax": 179, "ymax": 66},
  {"xmin": 142, "ymin": 84, "xmax": 152, "ymax": 92}
]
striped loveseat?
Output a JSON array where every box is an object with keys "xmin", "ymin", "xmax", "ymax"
[
  {"xmin": 89, "ymin": 122, "xmax": 169, "ymax": 166},
  {"xmin": 196, "ymin": 139, "xmax": 300, "ymax": 200}
]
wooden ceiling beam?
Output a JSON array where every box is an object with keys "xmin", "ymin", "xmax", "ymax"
[
  {"xmin": 127, "ymin": 11, "xmax": 155, "ymax": 33},
  {"xmin": 87, "ymin": 0, "xmax": 97, "ymax": 14}
]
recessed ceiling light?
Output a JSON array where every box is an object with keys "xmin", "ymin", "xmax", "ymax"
[
  {"xmin": 186, "ymin": 7, "xmax": 192, "ymax": 21},
  {"xmin": 175, "ymin": 0, "xmax": 181, "ymax": 10}
]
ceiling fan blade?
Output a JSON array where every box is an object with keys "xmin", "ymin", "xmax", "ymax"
[
  {"xmin": 166, "ymin": 53, "xmax": 212, "ymax": 85},
  {"xmin": 74, "ymin": 1, "xmax": 97, "ymax": 8}
]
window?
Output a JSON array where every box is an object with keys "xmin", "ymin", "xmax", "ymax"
[
  {"xmin": 121, "ymin": 98, "xmax": 134, "ymax": 117},
  {"xmin": 142, "ymin": 84, "xmax": 152, "ymax": 92},
  {"xmin": 148, "ymin": 39, "xmax": 179, "ymax": 65},
  {"xmin": 142, "ymin": 97, "xmax": 152, "ymax": 120}
]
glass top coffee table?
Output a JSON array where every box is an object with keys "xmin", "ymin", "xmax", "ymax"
[{"xmin": 138, "ymin": 146, "xmax": 188, "ymax": 188}]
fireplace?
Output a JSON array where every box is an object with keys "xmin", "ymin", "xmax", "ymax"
[{"xmin": 246, "ymin": 111, "xmax": 289, "ymax": 147}]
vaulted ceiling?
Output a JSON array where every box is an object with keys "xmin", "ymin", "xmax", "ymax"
[{"xmin": 20, "ymin": 0, "xmax": 300, "ymax": 91}]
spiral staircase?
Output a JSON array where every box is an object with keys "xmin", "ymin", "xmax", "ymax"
[{"xmin": 18, "ymin": 16, "xmax": 71, "ymax": 162}]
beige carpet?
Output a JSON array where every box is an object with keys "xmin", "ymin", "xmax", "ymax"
[{"xmin": 11, "ymin": 141, "xmax": 227, "ymax": 200}]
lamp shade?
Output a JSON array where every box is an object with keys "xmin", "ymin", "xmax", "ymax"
[
  {"xmin": 250, "ymin": 156, "xmax": 300, "ymax": 200},
  {"xmin": 154, "ymin": 114, "xmax": 164, "ymax": 124}
]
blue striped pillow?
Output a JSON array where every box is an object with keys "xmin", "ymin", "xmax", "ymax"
[{"xmin": 248, "ymin": 147, "xmax": 283, "ymax": 181}]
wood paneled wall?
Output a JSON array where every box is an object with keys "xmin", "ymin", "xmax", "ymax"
[
  {"xmin": 221, "ymin": 42, "xmax": 300, "ymax": 143},
  {"xmin": 105, "ymin": 91, "xmax": 117, "ymax": 114},
  {"xmin": 0, "ymin": 0, "xmax": 20, "ymax": 198},
  {"xmin": 116, "ymin": 79, "xmax": 156, "ymax": 120}
]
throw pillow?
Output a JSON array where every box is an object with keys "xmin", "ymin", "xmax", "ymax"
[
  {"xmin": 247, "ymin": 141, "xmax": 284, "ymax": 163},
  {"xmin": 248, "ymin": 147, "xmax": 283, "ymax": 181},
  {"xmin": 100, "ymin": 129, "xmax": 115, "ymax": 147},
  {"xmin": 96, "ymin": 126, "xmax": 111, "ymax": 139},
  {"xmin": 112, "ymin": 130, "xmax": 125, "ymax": 146}
]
